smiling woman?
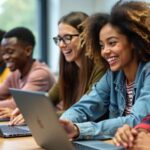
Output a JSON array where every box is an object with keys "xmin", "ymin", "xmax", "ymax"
[
  {"xmin": 59, "ymin": 1, "xmax": 150, "ymax": 141},
  {"xmin": 100, "ymin": 23, "xmax": 136, "ymax": 76},
  {"xmin": 48, "ymin": 11, "xmax": 107, "ymax": 111}
]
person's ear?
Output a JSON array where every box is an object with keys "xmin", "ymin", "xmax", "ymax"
[{"xmin": 25, "ymin": 46, "xmax": 33, "ymax": 56}]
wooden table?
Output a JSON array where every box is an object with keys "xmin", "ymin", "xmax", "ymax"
[
  {"xmin": 0, "ymin": 122, "xmax": 114, "ymax": 150},
  {"xmin": 0, "ymin": 136, "xmax": 44, "ymax": 150},
  {"xmin": 0, "ymin": 121, "xmax": 44, "ymax": 150},
  {"xmin": 0, "ymin": 136, "xmax": 115, "ymax": 150}
]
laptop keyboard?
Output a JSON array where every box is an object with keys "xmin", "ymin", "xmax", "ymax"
[{"xmin": 0, "ymin": 125, "xmax": 31, "ymax": 137}]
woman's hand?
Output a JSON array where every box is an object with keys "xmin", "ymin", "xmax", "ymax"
[
  {"xmin": 129, "ymin": 132, "xmax": 150, "ymax": 150},
  {"xmin": 9, "ymin": 108, "xmax": 25, "ymax": 125},
  {"xmin": 59, "ymin": 119, "xmax": 79, "ymax": 140},
  {"xmin": 9, "ymin": 114, "xmax": 25, "ymax": 125},
  {"xmin": 113, "ymin": 124, "xmax": 138, "ymax": 148},
  {"xmin": 0, "ymin": 107, "xmax": 13, "ymax": 119}
]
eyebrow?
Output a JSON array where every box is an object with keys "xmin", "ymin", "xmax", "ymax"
[
  {"xmin": 107, "ymin": 36, "xmax": 119, "ymax": 40},
  {"xmin": 99, "ymin": 36, "xmax": 119, "ymax": 43},
  {"xmin": 100, "ymin": 36, "xmax": 119, "ymax": 41}
]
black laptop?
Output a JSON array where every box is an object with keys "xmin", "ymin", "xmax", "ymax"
[
  {"xmin": 0, "ymin": 124, "xmax": 31, "ymax": 138},
  {"xmin": 0, "ymin": 118, "xmax": 10, "ymax": 122}
]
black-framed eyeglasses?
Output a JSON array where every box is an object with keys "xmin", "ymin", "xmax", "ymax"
[{"xmin": 53, "ymin": 34, "xmax": 79, "ymax": 46}]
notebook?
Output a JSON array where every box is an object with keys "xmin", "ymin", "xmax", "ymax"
[
  {"xmin": 0, "ymin": 124, "xmax": 31, "ymax": 138},
  {"xmin": 10, "ymin": 88, "xmax": 124, "ymax": 150}
]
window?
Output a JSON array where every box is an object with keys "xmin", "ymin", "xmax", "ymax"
[{"xmin": 0, "ymin": 0, "xmax": 40, "ymax": 59}]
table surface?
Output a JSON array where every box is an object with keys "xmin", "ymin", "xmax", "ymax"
[{"xmin": 0, "ymin": 122, "xmax": 114, "ymax": 150}]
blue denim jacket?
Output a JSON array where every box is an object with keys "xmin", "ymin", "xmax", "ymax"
[{"xmin": 61, "ymin": 62, "xmax": 150, "ymax": 140}]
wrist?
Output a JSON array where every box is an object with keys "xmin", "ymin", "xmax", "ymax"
[
  {"xmin": 73, "ymin": 124, "xmax": 79, "ymax": 139},
  {"xmin": 135, "ymin": 123, "xmax": 150, "ymax": 133}
]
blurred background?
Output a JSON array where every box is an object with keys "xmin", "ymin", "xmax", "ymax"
[{"xmin": 0, "ymin": 0, "xmax": 149, "ymax": 74}]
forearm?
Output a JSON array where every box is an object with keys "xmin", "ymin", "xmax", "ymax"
[{"xmin": 0, "ymin": 99, "xmax": 16, "ymax": 109}]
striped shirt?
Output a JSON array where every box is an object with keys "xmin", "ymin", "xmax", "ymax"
[{"xmin": 125, "ymin": 81, "xmax": 135, "ymax": 115}]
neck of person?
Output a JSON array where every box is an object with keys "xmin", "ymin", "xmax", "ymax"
[
  {"xmin": 20, "ymin": 58, "xmax": 35, "ymax": 78},
  {"xmin": 124, "ymin": 59, "xmax": 139, "ymax": 84},
  {"xmin": 75, "ymin": 58, "xmax": 82, "ymax": 69}
]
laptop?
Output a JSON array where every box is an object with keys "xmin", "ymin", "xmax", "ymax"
[
  {"xmin": 10, "ymin": 88, "xmax": 124, "ymax": 150},
  {"xmin": 0, "ymin": 124, "xmax": 31, "ymax": 138},
  {"xmin": 0, "ymin": 106, "xmax": 31, "ymax": 138},
  {"xmin": 0, "ymin": 117, "xmax": 10, "ymax": 122}
]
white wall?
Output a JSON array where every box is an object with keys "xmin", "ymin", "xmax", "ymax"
[{"xmin": 94, "ymin": 0, "xmax": 119, "ymax": 13}]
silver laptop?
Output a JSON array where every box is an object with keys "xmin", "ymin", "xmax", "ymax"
[
  {"xmin": 10, "ymin": 88, "xmax": 124, "ymax": 150},
  {"xmin": 10, "ymin": 88, "xmax": 74, "ymax": 150}
]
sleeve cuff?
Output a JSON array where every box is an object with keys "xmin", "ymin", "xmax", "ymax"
[{"xmin": 135, "ymin": 123, "xmax": 150, "ymax": 132}]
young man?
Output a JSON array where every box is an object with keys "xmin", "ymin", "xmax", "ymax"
[
  {"xmin": 0, "ymin": 29, "xmax": 10, "ymax": 84},
  {"xmin": 0, "ymin": 27, "xmax": 56, "ymax": 118}
]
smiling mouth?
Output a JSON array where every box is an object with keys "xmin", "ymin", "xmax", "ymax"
[
  {"xmin": 107, "ymin": 56, "xmax": 118, "ymax": 65},
  {"xmin": 64, "ymin": 49, "xmax": 72, "ymax": 55},
  {"xmin": 6, "ymin": 62, "xmax": 15, "ymax": 68}
]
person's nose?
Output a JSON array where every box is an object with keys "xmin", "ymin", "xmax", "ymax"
[
  {"xmin": 59, "ymin": 40, "xmax": 67, "ymax": 49},
  {"xmin": 101, "ymin": 46, "xmax": 111, "ymax": 58},
  {"xmin": 103, "ymin": 46, "xmax": 111, "ymax": 54}
]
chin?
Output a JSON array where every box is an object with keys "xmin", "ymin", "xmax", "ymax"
[
  {"xmin": 110, "ymin": 66, "xmax": 120, "ymax": 72},
  {"xmin": 65, "ymin": 58, "xmax": 73, "ymax": 62}
]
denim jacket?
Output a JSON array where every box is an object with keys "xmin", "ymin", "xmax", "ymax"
[{"xmin": 61, "ymin": 62, "xmax": 150, "ymax": 140}]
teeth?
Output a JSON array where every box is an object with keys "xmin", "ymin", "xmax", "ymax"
[
  {"xmin": 107, "ymin": 57, "xmax": 117, "ymax": 62},
  {"xmin": 6, "ymin": 62, "xmax": 13, "ymax": 68},
  {"xmin": 64, "ymin": 50, "xmax": 72, "ymax": 54}
]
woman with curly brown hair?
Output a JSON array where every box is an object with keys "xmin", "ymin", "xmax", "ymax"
[{"xmin": 59, "ymin": 0, "xmax": 150, "ymax": 142}]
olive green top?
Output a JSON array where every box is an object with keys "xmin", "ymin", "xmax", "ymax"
[{"xmin": 48, "ymin": 63, "xmax": 106, "ymax": 107}]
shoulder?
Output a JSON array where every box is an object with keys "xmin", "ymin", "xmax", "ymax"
[
  {"xmin": 137, "ymin": 62, "xmax": 150, "ymax": 77},
  {"xmin": 142, "ymin": 62, "xmax": 150, "ymax": 72},
  {"xmin": 28, "ymin": 60, "xmax": 55, "ymax": 80},
  {"xmin": 31, "ymin": 60, "xmax": 50, "ymax": 72},
  {"xmin": 31, "ymin": 60, "xmax": 54, "ymax": 76}
]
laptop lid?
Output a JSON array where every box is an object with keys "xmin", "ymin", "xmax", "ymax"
[
  {"xmin": 10, "ymin": 88, "xmax": 74, "ymax": 150},
  {"xmin": 10, "ymin": 88, "xmax": 124, "ymax": 150}
]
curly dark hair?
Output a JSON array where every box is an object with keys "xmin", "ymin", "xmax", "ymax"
[
  {"xmin": 110, "ymin": 0, "xmax": 150, "ymax": 62},
  {"xmin": 81, "ymin": 13, "xmax": 110, "ymax": 65},
  {"xmin": 85, "ymin": 1, "xmax": 150, "ymax": 63}
]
